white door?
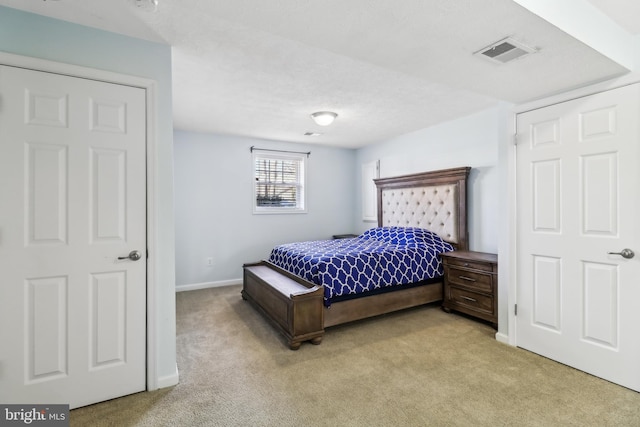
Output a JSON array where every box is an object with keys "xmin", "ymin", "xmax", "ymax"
[
  {"xmin": 0, "ymin": 65, "xmax": 147, "ymax": 408},
  {"xmin": 516, "ymin": 84, "xmax": 640, "ymax": 391}
]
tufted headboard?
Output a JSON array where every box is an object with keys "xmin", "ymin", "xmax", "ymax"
[{"xmin": 374, "ymin": 167, "xmax": 470, "ymax": 251}]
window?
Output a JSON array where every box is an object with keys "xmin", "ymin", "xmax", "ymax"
[
  {"xmin": 362, "ymin": 160, "xmax": 379, "ymax": 221},
  {"xmin": 253, "ymin": 151, "xmax": 306, "ymax": 214}
]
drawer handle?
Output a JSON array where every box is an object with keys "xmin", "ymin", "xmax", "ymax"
[
  {"xmin": 460, "ymin": 296, "xmax": 477, "ymax": 302},
  {"xmin": 458, "ymin": 275, "xmax": 476, "ymax": 282}
]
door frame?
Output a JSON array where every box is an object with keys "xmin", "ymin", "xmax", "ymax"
[
  {"xmin": 0, "ymin": 51, "xmax": 161, "ymax": 391},
  {"xmin": 506, "ymin": 71, "xmax": 640, "ymax": 347}
]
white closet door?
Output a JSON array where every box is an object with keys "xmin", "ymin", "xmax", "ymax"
[
  {"xmin": 0, "ymin": 65, "xmax": 147, "ymax": 408},
  {"xmin": 516, "ymin": 84, "xmax": 640, "ymax": 391}
]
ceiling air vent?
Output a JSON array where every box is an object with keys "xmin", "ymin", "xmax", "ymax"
[{"xmin": 475, "ymin": 37, "xmax": 536, "ymax": 64}]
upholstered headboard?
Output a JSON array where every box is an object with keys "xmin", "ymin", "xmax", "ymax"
[{"xmin": 374, "ymin": 167, "xmax": 470, "ymax": 251}]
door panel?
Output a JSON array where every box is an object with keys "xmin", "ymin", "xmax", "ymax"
[
  {"xmin": 27, "ymin": 276, "xmax": 68, "ymax": 382},
  {"xmin": 516, "ymin": 84, "xmax": 640, "ymax": 391},
  {"xmin": 90, "ymin": 148, "xmax": 127, "ymax": 241},
  {"xmin": 532, "ymin": 255, "xmax": 561, "ymax": 331},
  {"xmin": 26, "ymin": 143, "xmax": 68, "ymax": 244},
  {"xmin": 0, "ymin": 65, "xmax": 147, "ymax": 408},
  {"xmin": 581, "ymin": 152, "xmax": 617, "ymax": 235},
  {"xmin": 582, "ymin": 261, "xmax": 617, "ymax": 348}
]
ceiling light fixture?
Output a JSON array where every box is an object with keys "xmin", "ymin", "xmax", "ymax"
[{"xmin": 310, "ymin": 111, "xmax": 338, "ymax": 126}]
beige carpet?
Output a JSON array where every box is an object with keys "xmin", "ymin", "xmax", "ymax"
[{"xmin": 71, "ymin": 285, "xmax": 640, "ymax": 426}]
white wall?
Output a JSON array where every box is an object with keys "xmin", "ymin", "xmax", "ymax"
[
  {"xmin": 355, "ymin": 105, "xmax": 509, "ymax": 254},
  {"xmin": 173, "ymin": 131, "xmax": 356, "ymax": 289},
  {"xmin": 173, "ymin": 92, "xmax": 513, "ymax": 334},
  {"xmin": 513, "ymin": 0, "xmax": 640, "ymax": 70},
  {"xmin": 355, "ymin": 104, "xmax": 512, "ymax": 335},
  {"xmin": 0, "ymin": 6, "xmax": 177, "ymax": 387}
]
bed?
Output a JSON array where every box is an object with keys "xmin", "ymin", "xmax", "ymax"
[
  {"xmin": 268, "ymin": 226, "xmax": 455, "ymax": 308},
  {"xmin": 242, "ymin": 166, "xmax": 470, "ymax": 348}
]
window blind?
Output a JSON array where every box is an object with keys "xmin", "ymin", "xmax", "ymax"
[{"xmin": 254, "ymin": 156, "xmax": 303, "ymax": 208}]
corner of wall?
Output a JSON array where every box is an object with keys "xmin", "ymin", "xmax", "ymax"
[{"xmin": 156, "ymin": 363, "xmax": 180, "ymax": 389}]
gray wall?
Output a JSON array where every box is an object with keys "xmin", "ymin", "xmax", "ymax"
[
  {"xmin": 355, "ymin": 106, "xmax": 507, "ymax": 254},
  {"xmin": 173, "ymin": 106, "xmax": 511, "ymax": 334},
  {"xmin": 173, "ymin": 131, "xmax": 356, "ymax": 288},
  {"xmin": 355, "ymin": 104, "xmax": 512, "ymax": 336},
  {"xmin": 0, "ymin": 6, "xmax": 177, "ymax": 385}
]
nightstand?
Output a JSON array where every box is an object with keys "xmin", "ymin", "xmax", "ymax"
[{"xmin": 440, "ymin": 251, "xmax": 498, "ymax": 329}]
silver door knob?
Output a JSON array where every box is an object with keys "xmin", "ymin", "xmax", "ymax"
[
  {"xmin": 118, "ymin": 250, "xmax": 142, "ymax": 261},
  {"xmin": 607, "ymin": 248, "xmax": 635, "ymax": 259}
]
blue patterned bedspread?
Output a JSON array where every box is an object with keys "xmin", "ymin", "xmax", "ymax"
[{"xmin": 268, "ymin": 227, "xmax": 454, "ymax": 306}]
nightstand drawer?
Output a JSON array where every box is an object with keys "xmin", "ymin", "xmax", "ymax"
[
  {"xmin": 448, "ymin": 287, "xmax": 493, "ymax": 314},
  {"xmin": 443, "ymin": 257, "xmax": 495, "ymax": 273},
  {"xmin": 446, "ymin": 267, "xmax": 493, "ymax": 293}
]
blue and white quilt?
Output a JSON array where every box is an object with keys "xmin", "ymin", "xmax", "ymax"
[{"xmin": 268, "ymin": 227, "xmax": 454, "ymax": 306}]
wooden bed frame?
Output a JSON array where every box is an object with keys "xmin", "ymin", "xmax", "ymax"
[{"xmin": 242, "ymin": 166, "xmax": 470, "ymax": 349}]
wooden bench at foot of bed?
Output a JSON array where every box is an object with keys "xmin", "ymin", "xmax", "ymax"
[{"xmin": 242, "ymin": 261, "xmax": 324, "ymax": 350}]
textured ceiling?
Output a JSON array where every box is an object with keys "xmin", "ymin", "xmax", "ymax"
[{"xmin": 0, "ymin": 0, "xmax": 634, "ymax": 148}]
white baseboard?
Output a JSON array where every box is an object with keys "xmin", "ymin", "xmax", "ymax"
[
  {"xmin": 176, "ymin": 278, "xmax": 242, "ymax": 292},
  {"xmin": 156, "ymin": 363, "xmax": 179, "ymax": 389},
  {"xmin": 495, "ymin": 331, "xmax": 510, "ymax": 345}
]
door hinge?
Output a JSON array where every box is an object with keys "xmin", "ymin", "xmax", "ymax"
[
  {"xmin": 513, "ymin": 134, "xmax": 519, "ymax": 146},
  {"xmin": 514, "ymin": 304, "xmax": 518, "ymax": 316}
]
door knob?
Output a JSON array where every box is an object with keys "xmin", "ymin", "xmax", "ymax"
[
  {"xmin": 607, "ymin": 248, "xmax": 635, "ymax": 259},
  {"xmin": 118, "ymin": 250, "xmax": 142, "ymax": 261}
]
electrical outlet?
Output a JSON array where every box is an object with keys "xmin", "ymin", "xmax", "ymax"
[{"xmin": 206, "ymin": 257, "xmax": 213, "ymax": 266}]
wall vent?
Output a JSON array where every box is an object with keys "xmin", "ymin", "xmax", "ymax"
[{"xmin": 475, "ymin": 37, "xmax": 536, "ymax": 64}]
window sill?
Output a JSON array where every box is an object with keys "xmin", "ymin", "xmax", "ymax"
[{"xmin": 253, "ymin": 209, "xmax": 308, "ymax": 215}]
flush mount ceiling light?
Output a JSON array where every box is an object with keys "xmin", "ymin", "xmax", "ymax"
[{"xmin": 310, "ymin": 111, "xmax": 338, "ymax": 126}]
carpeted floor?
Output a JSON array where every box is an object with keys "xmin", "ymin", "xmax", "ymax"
[{"xmin": 71, "ymin": 285, "xmax": 640, "ymax": 426}]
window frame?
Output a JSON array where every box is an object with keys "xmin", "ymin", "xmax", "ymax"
[{"xmin": 252, "ymin": 151, "xmax": 307, "ymax": 214}]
